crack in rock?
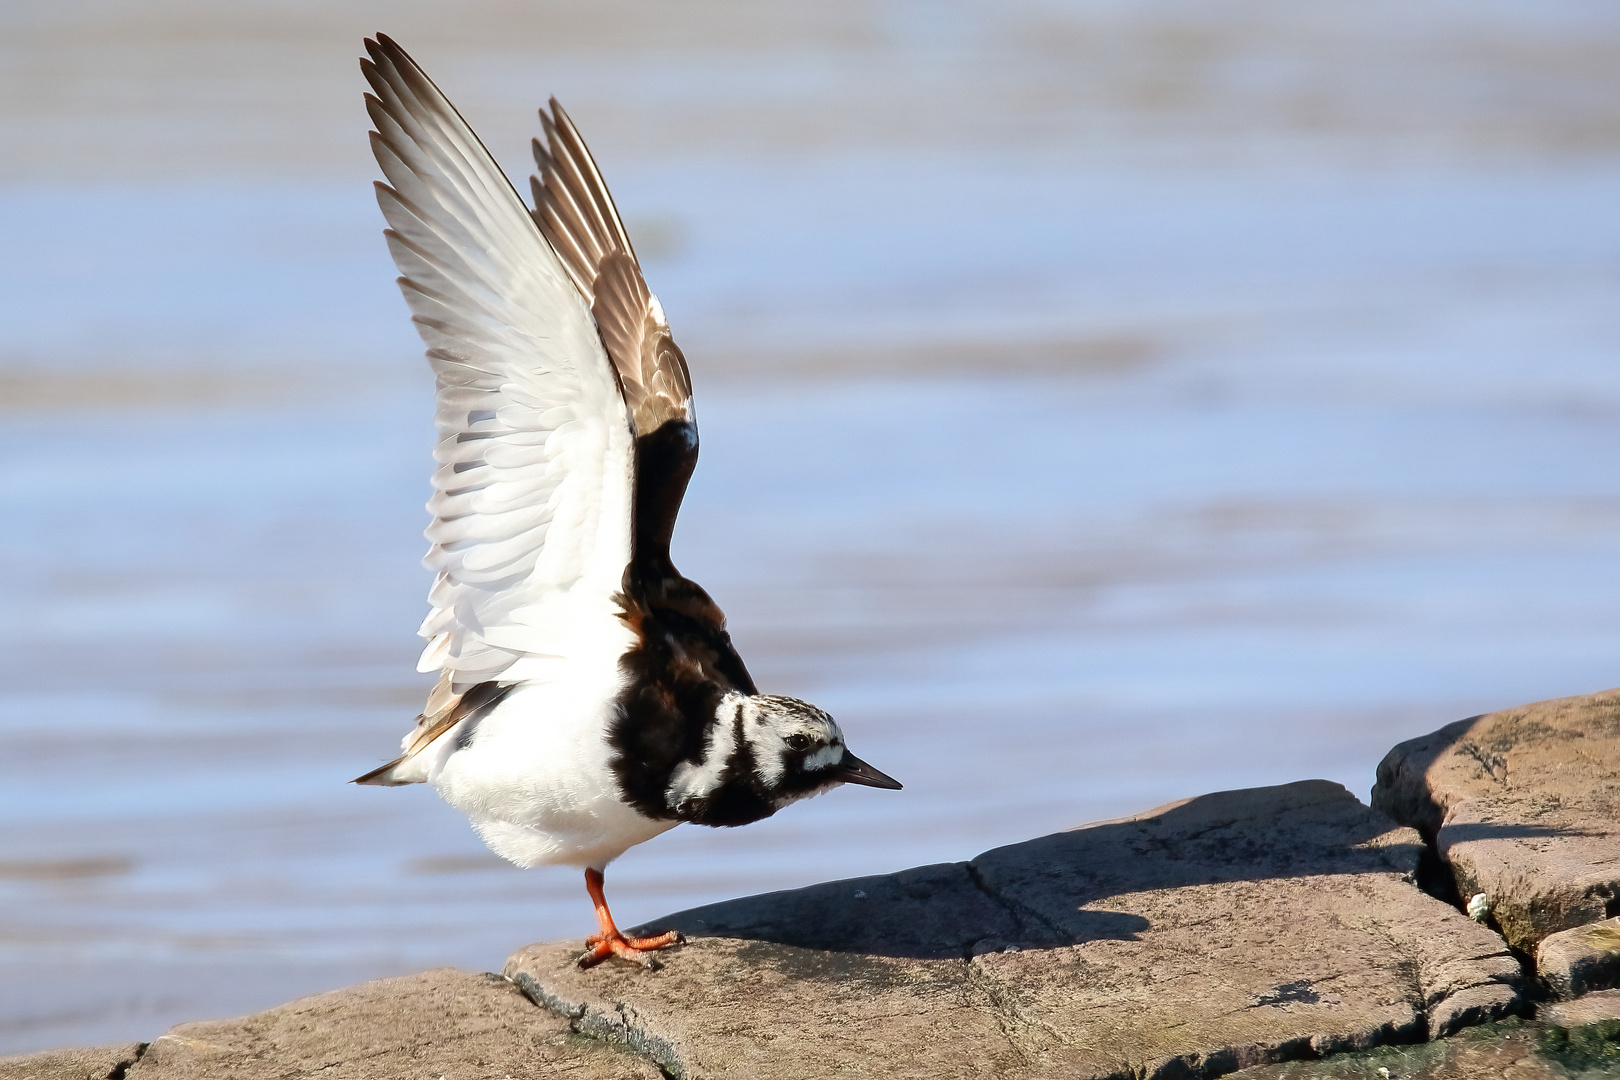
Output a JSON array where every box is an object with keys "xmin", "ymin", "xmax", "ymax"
[
  {"xmin": 511, "ymin": 970, "xmax": 684, "ymax": 1079},
  {"xmin": 107, "ymin": 1043, "xmax": 147, "ymax": 1080},
  {"xmin": 963, "ymin": 860, "xmax": 1067, "ymax": 948}
]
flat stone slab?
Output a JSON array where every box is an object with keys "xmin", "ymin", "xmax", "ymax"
[
  {"xmin": 509, "ymin": 780, "xmax": 1520, "ymax": 1080},
  {"xmin": 1372, "ymin": 688, "xmax": 1620, "ymax": 954},
  {"xmin": 96, "ymin": 968, "xmax": 660, "ymax": 1080}
]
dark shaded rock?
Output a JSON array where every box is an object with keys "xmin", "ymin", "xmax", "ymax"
[
  {"xmin": 656, "ymin": 860, "xmax": 1020, "ymax": 959},
  {"xmin": 1372, "ymin": 688, "xmax": 1620, "ymax": 954},
  {"xmin": 117, "ymin": 968, "xmax": 659, "ymax": 1080},
  {"xmin": 1538, "ymin": 917, "xmax": 1620, "ymax": 1001},
  {"xmin": 0, "ymin": 1043, "xmax": 144, "ymax": 1080},
  {"xmin": 509, "ymin": 780, "xmax": 1521, "ymax": 1079},
  {"xmin": 1230, "ymin": 1018, "xmax": 1565, "ymax": 1079},
  {"xmin": 1535, "ymin": 991, "xmax": 1620, "ymax": 1077},
  {"xmin": 1539, "ymin": 1002, "xmax": 1620, "ymax": 1076}
]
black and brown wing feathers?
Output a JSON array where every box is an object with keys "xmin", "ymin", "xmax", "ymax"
[
  {"xmin": 530, "ymin": 101, "xmax": 636, "ymax": 295},
  {"xmin": 592, "ymin": 251, "xmax": 694, "ymax": 436},
  {"xmin": 527, "ymin": 97, "xmax": 719, "ymax": 617},
  {"xmin": 530, "ymin": 99, "xmax": 694, "ymax": 439},
  {"xmin": 529, "ymin": 102, "xmax": 760, "ymax": 803}
]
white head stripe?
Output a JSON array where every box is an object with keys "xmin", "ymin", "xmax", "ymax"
[{"xmin": 804, "ymin": 743, "xmax": 843, "ymax": 771}]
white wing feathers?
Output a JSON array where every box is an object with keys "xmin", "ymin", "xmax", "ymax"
[{"xmin": 362, "ymin": 35, "xmax": 636, "ymax": 697}]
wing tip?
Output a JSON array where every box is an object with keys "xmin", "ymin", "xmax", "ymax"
[{"xmin": 369, "ymin": 31, "xmax": 405, "ymax": 60}]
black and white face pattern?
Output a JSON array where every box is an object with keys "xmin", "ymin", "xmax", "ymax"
[
  {"xmin": 661, "ymin": 693, "xmax": 852, "ymax": 825},
  {"xmin": 737, "ymin": 694, "xmax": 848, "ymax": 804}
]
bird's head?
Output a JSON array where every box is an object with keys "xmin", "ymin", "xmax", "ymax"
[{"xmin": 738, "ymin": 694, "xmax": 902, "ymax": 807}]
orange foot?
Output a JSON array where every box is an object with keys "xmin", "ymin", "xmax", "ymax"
[
  {"xmin": 578, "ymin": 928, "xmax": 685, "ymax": 969},
  {"xmin": 577, "ymin": 866, "xmax": 685, "ymax": 969}
]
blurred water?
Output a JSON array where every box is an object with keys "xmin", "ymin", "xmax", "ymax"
[{"xmin": 2, "ymin": 0, "xmax": 1618, "ymax": 1055}]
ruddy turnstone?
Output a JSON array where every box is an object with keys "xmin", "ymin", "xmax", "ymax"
[{"xmin": 352, "ymin": 35, "xmax": 901, "ymax": 968}]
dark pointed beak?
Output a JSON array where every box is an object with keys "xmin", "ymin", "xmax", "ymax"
[{"xmin": 836, "ymin": 751, "xmax": 902, "ymax": 790}]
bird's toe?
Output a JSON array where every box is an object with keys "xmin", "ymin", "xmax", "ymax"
[
  {"xmin": 621, "ymin": 928, "xmax": 683, "ymax": 951},
  {"xmin": 576, "ymin": 929, "xmax": 682, "ymax": 969}
]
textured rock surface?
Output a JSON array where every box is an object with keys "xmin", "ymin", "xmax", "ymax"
[
  {"xmin": 105, "ymin": 968, "xmax": 660, "ymax": 1080},
  {"xmin": 1538, "ymin": 917, "xmax": 1620, "ymax": 1001},
  {"xmin": 1228, "ymin": 1018, "xmax": 1586, "ymax": 1080},
  {"xmin": 0, "ymin": 1043, "xmax": 144, "ymax": 1080},
  {"xmin": 1540, "ymin": 986, "xmax": 1620, "ymax": 1029},
  {"xmin": 1372, "ymin": 688, "xmax": 1620, "ymax": 954},
  {"xmin": 510, "ymin": 780, "xmax": 1520, "ymax": 1080}
]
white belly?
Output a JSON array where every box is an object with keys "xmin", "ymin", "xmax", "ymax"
[{"xmin": 427, "ymin": 677, "xmax": 677, "ymax": 870}]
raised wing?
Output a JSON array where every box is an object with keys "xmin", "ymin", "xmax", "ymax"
[
  {"xmin": 530, "ymin": 99, "xmax": 694, "ymax": 439},
  {"xmin": 528, "ymin": 97, "xmax": 745, "ymax": 693},
  {"xmin": 361, "ymin": 35, "xmax": 637, "ymax": 707}
]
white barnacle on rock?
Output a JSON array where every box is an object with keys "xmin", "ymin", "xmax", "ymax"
[{"xmin": 1466, "ymin": 892, "xmax": 1492, "ymax": 922}]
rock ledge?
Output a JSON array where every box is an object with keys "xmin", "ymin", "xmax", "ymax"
[
  {"xmin": 509, "ymin": 780, "xmax": 1515, "ymax": 1080},
  {"xmin": 36, "ymin": 684, "xmax": 1620, "ymax": 1078}
]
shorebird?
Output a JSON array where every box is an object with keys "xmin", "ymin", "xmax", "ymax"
[{"xmin": 352, "ymin": 35, "xmax": 901, "ymax": 968}]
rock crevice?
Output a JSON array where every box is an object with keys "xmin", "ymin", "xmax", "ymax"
[{"xmin": 1373, "ymin": 688, "xmax": 1620, "ymax": 986}]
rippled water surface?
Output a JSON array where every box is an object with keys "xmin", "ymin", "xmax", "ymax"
[{"xmin": 2, "ymin": 0, "xmax": 1618, "ymax": 1054}]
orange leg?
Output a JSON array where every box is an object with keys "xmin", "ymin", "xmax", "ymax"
[{"xmin": 577, "ymin": 867, "xmax": 683, "ymax": 969}]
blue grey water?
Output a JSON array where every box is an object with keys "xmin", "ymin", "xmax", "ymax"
[{"xmin": 2, "ymin": 0, "xmax": 1618, "ymax": 1054}]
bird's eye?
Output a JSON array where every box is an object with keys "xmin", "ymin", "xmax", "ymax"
[{"xmin": 785, "ymin": 734, "xmax": 811, "ymax": 752}]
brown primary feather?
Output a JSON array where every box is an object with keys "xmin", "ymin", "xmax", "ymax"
[
  {"xmin": 530, "ymin": 103, "xmax": 630, "ymax": 299},
  {"xmin": 592, "ymin": 252, "xmax": 693, "ymax": 434},
  {"xmin": 530, "ymin": 100, "xmax": 693, "ymax": 437}
]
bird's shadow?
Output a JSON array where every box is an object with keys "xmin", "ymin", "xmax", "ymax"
[
  {"xmin": 628, "ymin": 778, "xmax": 1547, "ymax": 961},
  {"xmin": 639, "ymin": 857, "xmax": 1151, "ymax": 961}
]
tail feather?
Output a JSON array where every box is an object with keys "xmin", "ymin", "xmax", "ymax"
[
  {"xmin": 352, "ymin": 679, "xmax": 513, "ymax": 786},
  {"xmin": 352, "ymin": 753, "xmax": 428, "ymax": 786}
]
